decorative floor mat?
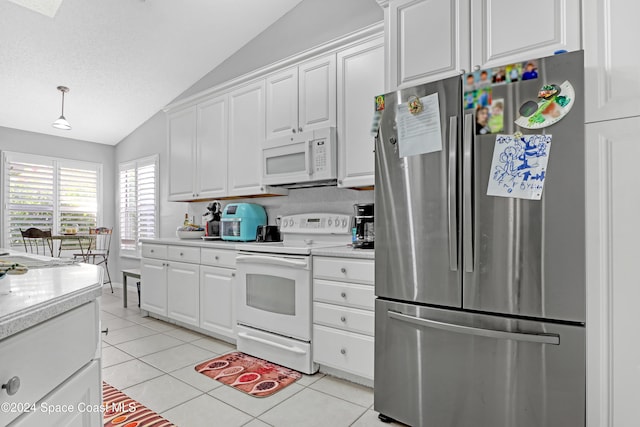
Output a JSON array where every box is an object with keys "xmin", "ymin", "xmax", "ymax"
[
  {"xmin": 195, "ymin": 352, "xmax": 302, "ymax": 397},
  {"xmin": 103, "ymin": 382, "xmax": 175, "ymax": 427}
]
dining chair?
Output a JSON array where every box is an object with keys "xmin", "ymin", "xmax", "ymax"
[
  {"xmin": 74, "ymin": 227, "xmax": 113, "ymax": 292},
  {"xmin": 20, "ymin": 228, "xmax": 54, "ymax": 256}
]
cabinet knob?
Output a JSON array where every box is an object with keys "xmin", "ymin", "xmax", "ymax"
[
  {"xmin": 459, "ymin": 69, "xmax": 466, "ymax": 75},
  {"xmin": 340, "ymin": 348, "xmax": 347, "ymax": 355},
  {"xmin": 101, "ymin": 328, "xmax": 109, "ymax": 336},
  {"xmin": 340, "ymin": 267, "xmax": 347, "ymax": 274},
  {"xmin": 150, "ymin": 249, "xmax": 154, "ymax": 253},
  {"xmin": 215, "ymin": 256, "xmax": 219, "ymax": 260},
  {"xmin": 340, "ymin": 292, "xmax": 347, "ymax": 298},
  {"xmin": 338, "ymin": 180, "xmax": 343, "ymax": 185},
  {"xmin": 2, "ymin": 376, "xmax": 20, "ymax": 396},
  {"xmin": 340, "ymin": 316, "xmax": 346, "ymax": 322},
  {"xmin": 231, "ymin": 272, "xmax": 236, "ymax": 277},
  {"xmin": 298, "ymin": 127, "xmax": 303, "ymax": 132},
  {"xmin": 292, "ymin": 129, "xmax": 296, "ymax": 134},
  {"xmin": 473, "ymin": 65, "xmax": 481, "ymax": 71},
  {"xmin": 180, "ymin": 252, "xmax": 184, "ymax": 256}
]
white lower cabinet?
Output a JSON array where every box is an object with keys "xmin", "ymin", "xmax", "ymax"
[
  {"xmin": 1, "ymin": 302, "xmax": 100, "ymax": 427},
  {"xmin": 312, "ymin": 256, "xmax": 375, "ymax": 380},
  {"xmin": 167, "ymin": 262, "xmax": 200, "ymax": 327},
  {"xmin": 141, "ymin": 243, "xmax": 237, "ymax": 341},
  {"xmin": 200, "ymin": 266, "xmax": 236, "ymax": 339}
]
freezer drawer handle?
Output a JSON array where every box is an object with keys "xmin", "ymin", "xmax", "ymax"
[
  {"xmin": 238, "ymin": 332, "xmax": 307, "ymax": 354},
  {"xmin": 387, "ymin": 311, "xmax": 560, "ymax": 345}
]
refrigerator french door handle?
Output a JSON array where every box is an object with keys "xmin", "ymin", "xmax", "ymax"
[
  {"xmin": 463, "ymin": 113, "xmax": 474, "ymax": 273},
  {"xmin": 387, "ymin": 311, "xmax": 560, "ymax": 345},
  {"xmin": 448, "ymin": 116, "xmax": 458, "ymax": 271}
]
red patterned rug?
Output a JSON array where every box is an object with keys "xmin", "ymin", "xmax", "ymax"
[
  {"xmin": 195, "ymin": 352, "xmax": 302, "ymax": 397},
  {"xmin": 103, "ymin": 382, "xmax": 175, "ymax": 427}
]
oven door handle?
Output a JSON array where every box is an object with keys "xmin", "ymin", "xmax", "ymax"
[
  {"xmin": 236, "ymin": 255, "xmax": 308, "ymax": 268},
  {"xmin": 238, "ymin": 332, "xmax": 307, "ymax": 354}
]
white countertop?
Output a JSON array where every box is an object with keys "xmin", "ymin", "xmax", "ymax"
[
  {"xmin": 312, "ymin": 245, "xmax": 375, "ymax": 260},
  {"xmin": 140, "ymin": 237, "xmax": 239, "ymax": 250},
  {"xmin": 0, "ymin": 251, "xmax": 103, "ymax": 340}
]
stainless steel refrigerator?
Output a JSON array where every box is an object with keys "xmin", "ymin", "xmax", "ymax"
[{"xmin": 374, "ymin": 51, "xmax": 585, "ymax": 427}]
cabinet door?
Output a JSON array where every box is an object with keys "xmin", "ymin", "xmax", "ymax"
[
  {"xmin": 586, "ymin": 118, "xmax": 640, "ymax": 427},
  {"xmin": 470, "ymin": 0, "xmax": 581, "ymax": 69},
  {"xmin": 265, "ymin": 67, "xmax": 298, "ymax": 140},
  {"xmin": 10, "ymin": 361, "xmax": 101, "ymax": 427},
  {"xmin": 228, "ymin": 80, "xmax": 266, "ymax": 195},
  {"xmin": 584, "ymin": 0, "xmax": 640, "ymax": 122},
  {"xmin": 388, "ymin": 0, "xmax": 470, "ymax": 89},
  {"xmin": 167, "ymin": 261, "xmax": 200, "ymax": 326},
  {"xmin": 200, "ymin": 265, "xmax": 236, "ymax": 339},
  {"xmin": 167, "ymin": 107, "xmax": 196, "ymax": 201},
  {"xmin": 140, "ymin": 257, "xmax": 167, "ymax": 316},
  {"xmin": 337, "ymin": 38, "xmax": 384, "ymax": 188},
  {"xmin": 299, "ymin": 54, "xmax": 336, "ymax": 132},
  {"xmin": 196, "ymin": 95, "xmax": 228, "ymax": 198}
]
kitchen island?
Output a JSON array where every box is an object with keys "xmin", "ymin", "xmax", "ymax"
[{"xmin": 0, "ymin": 251, "xmax": 103, "ymax": 426}]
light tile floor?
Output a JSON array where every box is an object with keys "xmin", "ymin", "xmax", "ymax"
[{"xmin": 99, "ymin": 288, "xmax": 404, "ymax": 427}]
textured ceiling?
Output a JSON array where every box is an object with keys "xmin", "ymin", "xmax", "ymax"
[{"xmin": 0, "ymin": 0, "xmax": 304, "ymax": 145}]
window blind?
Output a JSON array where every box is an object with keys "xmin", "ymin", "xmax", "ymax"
[
  {"xmin": 119, "ymin": 156, "xmax": 158, "ymax": 253},
  {"xmin": 3, "ymin": 152, "xmax": 102, "ymax": 249}
]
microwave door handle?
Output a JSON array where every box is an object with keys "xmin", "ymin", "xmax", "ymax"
[
  {"xmin": 236, "ymin": 255, "xmax": 307, "ymax": 267},
  {"xmin": 306, "ymin": 140, "xmax": 312, "ymax": 177}
]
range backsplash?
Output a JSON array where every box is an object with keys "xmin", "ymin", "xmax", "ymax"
[{"xmin": 188, "ymin": 186, "xmax": 374, "ymax": 225}]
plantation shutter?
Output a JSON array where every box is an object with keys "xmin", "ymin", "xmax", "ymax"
[
  {"xmin": 58, "ymin": 165, "xmax": 99, "ymax": 234},
  {"xmin": 119, "ymin": 155, "xmax": 157, "ymax": 253},
  {"xmin": 6, "ymin": 158, "xmax": 54, "ymax": 248}
]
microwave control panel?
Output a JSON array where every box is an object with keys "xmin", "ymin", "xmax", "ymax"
[{"xmin": 312, "ymin": 140, "xmax": 327, "ymax": 173}]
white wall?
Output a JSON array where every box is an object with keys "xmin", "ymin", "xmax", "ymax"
[
  {"xmin": 0, "ymin": 125, "xmax": 116, "ymax": 242},
  {"xmin": 114, "ymin": 0, "xmax": 383, "ymax": 279}
]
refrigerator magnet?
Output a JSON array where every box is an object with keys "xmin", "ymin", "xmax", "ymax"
[{"xmin": 514, "ymin": 80, "xmax": 575, "ymax": 129}]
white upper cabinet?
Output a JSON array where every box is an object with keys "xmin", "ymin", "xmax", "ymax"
[
  {"xmin": 337, "ymin": 37, "xmax": 385, "ymax": 188},
  {"xmin": 470, "ymin": 0, "xmax": 581, "ymax": 69},
  {"xmin": 380, "ymin": 0, "xmax": 581, "ymax": 90},
  {"xmin": 168, "ymin": 95, "xmax": 228, "ymax": 201},
  {"xmin": 196, "ymin": 95, "xmax": 228, "ymax": 198},
  {"xmin": 265, "ymin": 54, "xmax": 336, "ymax": 140},
  {"xmin": 167, "ymin": 107, "xmax": 196, "ymax": 201},
  {"xmin": 584, "ymin": 0, "xmax": 640, "ymax": 123},
  {"xmin": 384, "ymin": 0, "xmax": 470, "ymax": 89},
  {"xmin": 228, "ymin": 80, "xmax": 267, "ymax": 195}
]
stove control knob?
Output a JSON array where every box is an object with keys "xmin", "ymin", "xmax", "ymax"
[
  {"xmin": 282, "ymin": 221, "xmax": 287, "ymax": 228},
  {"xmin": 341, "ymin": 218, "xmax": 347, "ymax": 228},
  {"xmin": 289, "ymin": 219, "xmax": 294, "ymax": 227},
  {"xmin": 334, "ymin": 217, "xmax": 340, "ymax": 227},
  {"xmin": 327, "ymin": 219, "xmax": 332, "ymax": 226}
]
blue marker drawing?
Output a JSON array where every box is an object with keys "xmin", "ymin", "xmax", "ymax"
[{"xmin": 487, "ymin": 134, "xmax": 552, "ymax": 200}]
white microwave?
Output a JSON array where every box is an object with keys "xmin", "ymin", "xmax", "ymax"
[{"xmin": 262, "ymin": 127, "xmax": 337, "ymax": 186}]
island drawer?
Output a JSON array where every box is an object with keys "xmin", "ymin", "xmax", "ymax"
[
  {"xmin": 167, "ymin": 245, "xmax": 200, "ymax": 264},
  {"xmin": 313, "ymin": 302, "xmax": 375, "ymax": 336},
  {"xmin": 313, "ymin": 324, "xmax": 374, "ymax": 380},
  {"xmin": 200, "ymin": 248, "xmax": 236, "ymax": 268},
  {"xmin": 0, "ymin": 301, "xmax": 98, "ymax": 426},
  {"xmin": 313, "ymin": 279, "xmax": 374, "ymax": 310},
  {"xmin": 313, "ymin": 257, "xmax": 374, "ymax": 285},
  {"xmin": 141, "ymin": 244, "xmax": 168, "ymax": 259}
]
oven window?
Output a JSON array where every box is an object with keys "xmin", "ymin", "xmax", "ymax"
[
  {"xmin": 266, "ymin": 152, "xmax": 305, "ymax": 175},
  {"xmin": 246, "ymin": 274, "xmax": 296, "ymax": 315}
]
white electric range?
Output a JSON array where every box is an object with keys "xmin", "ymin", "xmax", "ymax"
[{"xmin": 234, "ymin": 213, "xmax": 352, "ymax": 374}]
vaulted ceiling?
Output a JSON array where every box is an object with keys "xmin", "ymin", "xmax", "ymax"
[{"xmin": 0, "ymin": 0, "xmax": 304, "ymax": 145}]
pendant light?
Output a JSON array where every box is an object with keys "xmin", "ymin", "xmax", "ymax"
[{"xmin": 52, "ymin": 86, "xmax": 71, "ymax": 130}]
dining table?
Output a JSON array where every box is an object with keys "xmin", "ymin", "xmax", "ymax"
[{"xmin": 48, "ymin": 234, "xmax": 97, "ymax": 262}]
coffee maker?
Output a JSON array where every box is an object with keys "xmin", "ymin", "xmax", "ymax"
[
  {"xmin": 202, "ymin": 201, "xmax": 222, "ymax": 237},
  {"xmin": 353, "ymin": 203, "xmax": 374, "ymax": 249}
]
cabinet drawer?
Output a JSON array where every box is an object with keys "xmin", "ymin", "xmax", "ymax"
[
  {"xmin": 314, "ymin": 279, "xmax": 374, "ymax": 310},
  {"xmin": 201, "ymin": 248, "xmax": 236, "ymax": 268},
  {"xmin": 141, "ymin": 243, "xmax": 167, "ymax": 259},
  {"xmin": 313, "ymin": 257, "xmax": 374, "ymax": 284},
  {"xmin": 167, "ymin": 245, "xmax": 200, "ymax": 264},
  {"xmin": 313, "ymin": 324, "xmax": 374, "ymax": 380},
  {"xmin": 0, "ymin": 301, "xmax": 98, "ymax": 426},
  {"xmin": 314, "ymin": 302, "xmax": 374, "ymax": 336}
]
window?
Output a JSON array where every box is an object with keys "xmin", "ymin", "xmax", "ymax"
[
  {"xmin": 119, "ymin": 155, "xmax": 158, "ymax": 255},
  {"xmin": 2, "ymin": 152, "xmax": 102, "ymax": 248}
]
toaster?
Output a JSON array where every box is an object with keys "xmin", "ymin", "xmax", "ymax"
[{"xmin": 220, "ymin": 203, "xmax": 267, "ymax": 241}]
